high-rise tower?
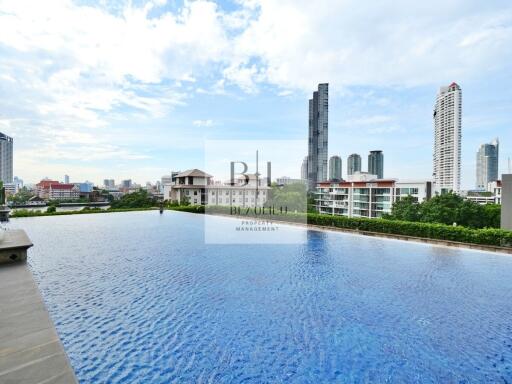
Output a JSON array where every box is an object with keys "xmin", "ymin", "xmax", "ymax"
[
  {"xmin": 368, "ymin": 150, "xmax": 384, "ymax": 179},
  {"xmin": 307, "ymin": 83, "xmax": 329, "ymax": 190},
  {"xmin": 476, "ymin": 138, "xmax": 499, "ymax": 190},
  {"xmin": 347, "ymin": 153, "xmax": 362, "ymax": 176},
  {"xmin": 433, "ymin": 82, "xmax": 462, "ymax": 194},
  {"xmin": 300, "ymin": 156, "xmax": 308, "ymax": 181},
  {"xmin": 0, "ymin": 132, "xmax": 13, "ymax": 184},
  {"xmin": 329, "ymin": 155, "xmax": 342, "ymax": 180}
]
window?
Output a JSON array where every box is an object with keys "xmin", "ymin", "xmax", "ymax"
[{"xmin": 194, "ymin": 191, "xmax": 198, "ymax": 196}]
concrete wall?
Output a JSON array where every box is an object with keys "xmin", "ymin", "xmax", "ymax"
[{"xmin": 501, "ymin": 174, "xmax": 512, "ymax": 230}]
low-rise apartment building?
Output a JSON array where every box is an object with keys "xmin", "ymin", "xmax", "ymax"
[
  {"xmin": 163, "ymin": 169, "xmax": 270, "ymax": 207},
  {"xmin": 316, "ymin": 178, "xmax": 432, "ymax": 218}
]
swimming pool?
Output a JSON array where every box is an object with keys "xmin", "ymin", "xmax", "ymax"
[{"xmin": 11, "ymin": 211, "xmax": 512, "ymax": 383}]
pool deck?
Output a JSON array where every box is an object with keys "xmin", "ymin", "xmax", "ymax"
[{"xmin": 0, "ymin": 262, "xmax": 78, "ymax": 383}]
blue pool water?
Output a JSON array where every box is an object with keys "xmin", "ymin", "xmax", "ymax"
[{"xmin": 9, "ymin": 211, "xmax": 512, "ymax": 383}]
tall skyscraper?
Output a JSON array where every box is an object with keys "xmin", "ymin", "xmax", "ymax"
[
  {"xmin": 368, "ymin": 150, "xmax": 384, "ymax": 179},
  {"xmin": 476, "ymin": 138, "xmax": 499, "ymax": 189},
  {"xmin": 347, "ymin": 153, "xmax": 362, "ymax": 176},
  {"xmin": 329, "ymin": 155, "xmax": 342, "ymax": 180},
  {"xmin": 64, "ymin": 175, "xmax": 70, "ymax": 184},
  {"xmin": 0, "ymin": 132, "xmax": 13, "ymax": 184},
  {"xmin": 300, "ymin": 156, "xmax": 308, "ymax": 181},
  {"xmin": 433, "ymin": 82, "xmax": 462, "ymax": 194},
  {"xmin": 307, "ymin": 83, "xmax": 329, "ymax": 189}
]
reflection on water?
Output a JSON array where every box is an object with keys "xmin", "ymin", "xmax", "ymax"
[{"xmin": 7, "ymin": 211, "xmax": 512, "ymax": 383}]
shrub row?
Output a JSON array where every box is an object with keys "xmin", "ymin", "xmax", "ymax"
[
  {"xmin": 169, "ymin": 206, "xmax": 512, "ymax": 248},
  {"xmin": 10, "ymin": 207, "xmax": 157, "ymax": 218}
]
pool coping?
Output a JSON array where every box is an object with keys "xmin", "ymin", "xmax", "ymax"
[
  {"xmin": 0, "ymin": 262, "xmax": 78, "ymax": 383},
  {"xmin": 197, "ymin": 211, "xmax": 512, "ymax": 255}
]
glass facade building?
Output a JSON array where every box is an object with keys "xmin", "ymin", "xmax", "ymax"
[
  {"xmin": 0, "ymin": 132, "xmax": 13, "ymax": 184},
  {"xmin": 476, "ymin": 138, "xmax": 499, "ymax": 190},
  {"xmin": 368, "ymin": 150, "xmax": 384, "ymax": 179},
  {"xmin": 347, "ymin": 153, "xmax": 362, "ymax": 176},
  {"xmin": 329, "ymin": 155, "xmax": 342, "ymax": 181},
  {"xmin": 307, "ymin": 83, "xmax": 329, "ymax": 190}
]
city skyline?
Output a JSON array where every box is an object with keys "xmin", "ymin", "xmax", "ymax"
[{"xmin": 0, "ymin": 1, "xmax": 511, "ymax": 187}]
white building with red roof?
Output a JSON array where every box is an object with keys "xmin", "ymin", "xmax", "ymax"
[{"xmin": 36, "ymin": 179, "xmax": 80, "ymax": 201}]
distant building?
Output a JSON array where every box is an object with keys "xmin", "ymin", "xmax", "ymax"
[
  {"xmin": 161, "ymin": 175, "xmax": 173, "ymax": 186},
  {"xmin": 347, "ymin": 153, "xmax": 361, "ymax": 176},
  {"xmin": 13, "ymin": 176, "xmax": 23, "ymax": 189},
  {"xmin": 346, "ymin": 171, "xmax": 378, "ymax": 182},
  {"xmin": 64, "ymin": 175, "xmax": 70, "ymax": 184},
  {"xmin": 316, "ymin": 176, "xmax": 432, "ymax": 218},
  {"xmin": 501, "ymin": 174, "xmax": 512, "ymax": 230},
  {"xmin": 476, "ymin": 138, "xmax": 499, "ymax": 189},
  {"xmin": 433, "ymin": 82, "xmax": 462, "ymax": 194},
  {"xmin": 368, "ymin": 150, "xmax": 384, "ymax": 179},
  {"xmin": 4, "ymin": 183, "xmax": 16, "ymax": 196},
  {"xmin": 488, "ymin": 180, "xmax": 502, "ymax": 204},
  {"xmin": 329, "ymin": 155, "xmax": 342, "ymax": 181},
  {"xmin": 121, "ymin": 179, "xmax": 132, "ymax": 189},
  {"xmin": 36, "ymin": 179, "xmax": 80, "ymax": 201},
  {"xmin": 300, "ymin": 157, "xmax": 308, "ymax": 181},
  {"xmin": 0, "ymin": 132, "xmax": 13, "ymax": 184},
  {"xmin": 75, "ymin": 182, "xmax": 93, "ymax": 199},
  {"xmin": 103, "ymin": 179, "xmax": 115, "ymax": 189},
  {"xmin": 307, "ymin": 83, "xmax": 329, "ymax": 189},
  {"xmin": 275, "ymin": 177, "xmax": 305, "ymax": 186}
]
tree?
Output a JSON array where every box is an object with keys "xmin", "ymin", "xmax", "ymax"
[
  {"xmin": 8, "ymin": 187, "xmax": 34, "ymax": 205},
  {"xmin": 383, "ymin": 195, "xmax": 421, "ymax": 222},
  {"xmin": 385, "ymin": 191, "xmax": 501, "ymax": 229},
  {"xmin": 110, "ymin": 189, "xmax": 155, "ymax": 209},
  {"xmin": 265, "ymin": 183, "xmax": 308, "ymax": 212}
]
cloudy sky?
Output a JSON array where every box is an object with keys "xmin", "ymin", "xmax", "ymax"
[{"xmin": 0, "ymin": 0, "xmax": 511, "ymax": 187}]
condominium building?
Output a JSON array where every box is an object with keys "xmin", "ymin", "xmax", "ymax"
[
  {"xmin": 368, "ymin": 150, "xmax": 384, "ymax": 179},
  {"xmin": 307, "ymin": 83, "xmax": 329, "ymax": 190},
  {"xmin": 0, "ymin": 132, "xmax": 13, "ymax": 184},
  {"xmin": 476, "ymin": 138, "xmax": 499, "ymax": 189},
  {"xmin": 329, "ymin": 156, "xmax": 342, "ymax": 181},
  {"xmin": 315, "ymin": 176, "xmax": 432, "ymax": 218},
  {"xmin": 433, "ymin": 82, "xmax": 462, "ymax": 194},
  {"xmin": 347, "ymin": 153, "xmax": 361, "ymax": 176}
]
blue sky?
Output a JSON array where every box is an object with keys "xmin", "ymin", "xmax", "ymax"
[{"xmin": 0, "ymin": 0, "xmax": 511, "ymax": 188}]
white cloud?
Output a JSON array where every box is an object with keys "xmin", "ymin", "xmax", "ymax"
[
  {"xmin": 193, "ymin": 119, "xmax": 214, "ymax": 127},
  {"xmin": 227, "ymin": 0, "xmax": 512, "ymax": 91}
]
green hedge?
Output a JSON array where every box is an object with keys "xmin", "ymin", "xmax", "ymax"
[
  {"xmin": 168, "ymin": 206, "xmax": 512, "ymax": 248},
  {"xmin": 10, "ymin": 207, "xmax": 157, "ymax": 218},
  {"xmin": 306, "ymin": 213, "xmax": 512, "ymax": 248}
]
